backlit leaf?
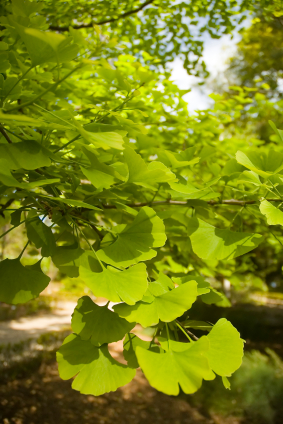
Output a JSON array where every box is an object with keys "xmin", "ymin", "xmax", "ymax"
[
  {"xmin": 0, "ymin": 258, "xmax": 50, "ymax": 304},
  {"xmin": 57, "ymin": 334, "xmax": 135, "ymax": 396},
  {"xmin": 136, "ymin": 337, "xmax": 214, "ymax": 396},
  {"xmin": 259, "ymin": 200, "xmax": 283, "ymax": 225},
  {"xmin": 113, "ymin": 282, "xmax": 198, "ymax": 327},
  {"xmin": 96, "ymin": 207, "xmax": 166, "ymax": 267},
  {"xmin": 71, "ymin": 296, "xmax": 135, "ymax": 344},
  {"xmin": 187, "ymin": 218, "xmax": 262, "ymax": 260}
]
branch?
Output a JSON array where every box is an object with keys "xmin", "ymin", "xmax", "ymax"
[
  {"xmin": 101, "ymin": 198, "xmax": 281, "ymax": 209},
  {"xmin": 0, "ymin": 199, "xmax": 14, "ymax": 217},
  {"xmin": 49, "ymin": 0, "xmax": 155, "ymax": 31},
  {"xmin": 0, "ymin": 124, "xmax": 13, "ymax": 143}
]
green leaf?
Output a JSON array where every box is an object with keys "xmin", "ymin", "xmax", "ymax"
[
  {"xmin": 74, "ymin": 121, "xmax": 125, "ymax": 150},
  {"xmin": 259, "ymin": 200, "xmax": 283, "ymax": 225},
  {"xmin": 12, "ymin": 20, "xmax": 79, "ymax": 66},
  {"xmin": 26, "ymin": 212, "xmax": 56, "ymax": 257},
  {"xmin": 0, "ymin": 141, "xmax": 51, "ymax": 170},
  {"xmin": 96, "ymin": 207, "xmax": 166, "ymax": 267},
  {"xmin": 147, "ymin": 272, "xmax": 174, "ymax": 296},
  {"xmin": 12, "ymin": 0, "xmax": 44, "ymax": 17},
  {"xmin": 52, "ymin": 243, "xmax": 84, "ymax": 277},
  {"xmin": 206, "ymin": 318, "xmax": 244, "ymax": 377},
  {"xmin": 0, "ymin": 258, "xmax": 50, "ymax": 304},
  {"xmin": 71, "ymin": 296, "xmax": 135, "ymax": 345},
  {"xmin": 113, "ymin": 282, "xmax": 198, "ymax": 327},
  {"xmin": 136, "ymin": 337, "xmax": 214, "ymax": 395},
  {"xmin": 187, "ymin": 218, "xmax": 262, "ymax": 260},
  {"xmin": 57, "ymin": 334, "xmax": 135, "ymax": 396},
  {"xmin": 80, "ymin": 147, "xmax": 124, "ymax": 189},
  {"xmin": 123, "ymin": 333, "xmax": 158, "ymax": 368},
  {"xmin": 269, "ymin": 120, "xmax": 283, "ymax": 143},
  {"xmin": 124, "ymin": 146, "xmax": 176, "ymax": 188},
  {"xmin": 172, "ymin": 275, "xmax": 210, "ymax": 295},
  {"xmin": 236, "ymin": 150, "xmax": 283, "ymax": 178},
  {"xmin": 169, "ymin": 180, "xmax": 220, "ymax": 201},
  {"xmin": 79, "ymin": 258, "xmax": 148, "ymax": 305},
  {"xmin": 201, "ymin": 289, "xmax": 224, "ymax": 305}
]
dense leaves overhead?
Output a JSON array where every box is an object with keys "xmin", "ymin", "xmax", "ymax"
[{"xmin": 0, "ymin": 0, "xmax": 281, "ymax": 399}]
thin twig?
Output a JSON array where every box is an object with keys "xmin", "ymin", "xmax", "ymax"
[
  {"xmin": 100, "ymin": 198, "xmax": 282, "ymax": 209},
  {"xmin": 176, "ymin": 320, "xmax": 198, "ymax": 341},
  {"xmin": 0, "ymin": 199, "xmax": 14, "ymax": 217},
  {"xmin": 0, "ymin": 124, "xmax": 13, "ymax": 143},
  {"xmin": 50, "ymin": 0, "xmax": 155, "ymax": 31}
]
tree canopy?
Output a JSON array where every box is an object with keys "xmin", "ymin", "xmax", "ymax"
[{"xmin": 0, "ymin": 0, "xmax": 282, "ymax": 397}]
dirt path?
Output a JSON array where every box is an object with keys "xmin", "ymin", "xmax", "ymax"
[{"xmin": 0, "ymin": 301, "xmax": 76, "ymax": 345}]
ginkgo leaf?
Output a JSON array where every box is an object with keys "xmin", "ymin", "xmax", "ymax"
[
  {"xmin": 123, "ymin": 333, "xmax": 160, "ymax": 368},
  {"xmin": 79, "ymin": 257, "xmax": 148, "ymax": 305},
  {"xmin": 73, "ymin": 119, "xmax": 125, "ymax": 150},
  {"xmin": 201, "ymin": 289, "xmax": 224, "ymax": 305},
  {"xmin": 57, "ymin": 334, "xmax": 135, "ymax": 396},
  {"xmin": 123, "ymin": 146, "xmax": 176, "ymax": 188},
  {"xmin": 80, "ymin": 147, "xmax": 123, "ymax": 189},
  {"xmin": 52, "ymin": 243, "xmax": 84, "ymax": 277},
  {"xmin": 146, "ymin": 272, "xmax": 174, "ymax": 297},
  {"xmin": 26, "ymin": 212, "xmax": 56, "ymax": 257},
  {"xmin": 0, "ymin": 140, "xmax": 51, "ymax": 170},
  {"xmin": 259, "ymin": 200, "xmax": 283, "ymax": 225},
  {"xmin": 12, "ymin": 0, "xmax": 43, "ymax": 17},
  {"xmin": 71, "ymin": 296, "xmax": 135, "ymax": 344},
  {"xmin": 236, "ymin": 150, "xmax": 283, "ymax": 178},
  {"xmin": 136, "ymin": 337, "xmax": 214, "ymax": 396},
  {"xmin": 96, "ymin": 207, "xmax": 167, "ymax": 267},
  {"xmin": 158, "ymin": 148, "xmax": 199, "ymax": 169},
  {"xmin": 12, "ymin": 20, "xmax": 79, "ymax": 66},
  {"xmin": 169, "ymin": 180, "xmax": 220, "ymax": 201},
  {"xmin": 172, "ymin": 275, "xmax": 210, "ymax": 295},
  {"xmin": 0, "ymin": 258, "xmax": 50, "ymax": 304},
  {"xmin": 238, "ymin": 170, "xmax": 262, "ymax": 186},
  {"xmin": 206, "ymin": 318, "xmax": 244, "ymax": 377},
  {"xmin": 187, "ymin": 218, "xmax": 262, "ymax": 260},
  {"xmin": 113, "ymin": 282, "xmax": 198, "ymax": 327}
]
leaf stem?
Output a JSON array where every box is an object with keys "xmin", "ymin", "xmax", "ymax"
[
  {"xmin": 18, "ymin": 240, "xmax": 30, "ymax": 259},
  {"xmin": 3, "ymin": 66, "xmax": 33, "ymax": 103},
  {"xmin": 165, "ymin": 323, "xmax": 170, "ymax": 350},
  {"xmin": 176, "ymin": 320, "xmax": 199, "ymax": 341},
  {"xmin": 0, "ymin": 124, "xmax": 13, "ymax": 144},
  {"xmin": 6, "ymin": 64, "xmax": 83, "ymax": 113}
]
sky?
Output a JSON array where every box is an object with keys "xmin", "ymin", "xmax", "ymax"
[{"xmin": 170, "ymin": 32, "xmax": 241, "ymax": 112}]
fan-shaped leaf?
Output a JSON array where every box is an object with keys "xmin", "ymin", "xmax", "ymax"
[
  {"xmin": 12, "ymin": 21, "xmax": 79, "ymax": 66},
  {"xmin": 260, "ymin": 200, "xmax": 283, "ymax": 225},
  {"xmin": 0, "ymin": 258, "xmax": 50, "ymax": 304},
  {"xmin": 26, "ymin": 212, "xmax": 56, "ymax": 257},
  {"xmin": 80, "ymin": 259, "xmax": 148, "ymax": 305},
  {"xmin": 136, "ymin": 337, "xmax": 214, "ymax": 396},
  {"xmin": 206, "ymin": 318, "xmax": 244, "ymax": 377},
  {"xmin": 124, "ymin": 146, "xmax": 176, "ymax": 188},
  {"xmin": 113, "ymin": 282, "xmax": 198, "ymax": 327},
  {"xmin": 187, "ymin": 218, "xmax": 262, "ymax": 260},
  {"xmin": 0, "ymin": 140, "xmax": 51, "ymax": 170},
  {"xmin": 71, "ymin": 296, "xmax": 135, "ymax": 344},
  {"xmin": 57, "ymin": 334, "xmax": 135, "ymax": 396},
  {"xmin": 96, "ymin": 206, "xmax": 166, "ymax": 267},
  {"xmin": 236, "ymin": 150, "xmax": 283, "ymax": 178}
]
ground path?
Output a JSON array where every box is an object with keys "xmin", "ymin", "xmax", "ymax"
[{"xmin": 0, "ymin": 301, "xmax": 76, "ymax": 345}]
